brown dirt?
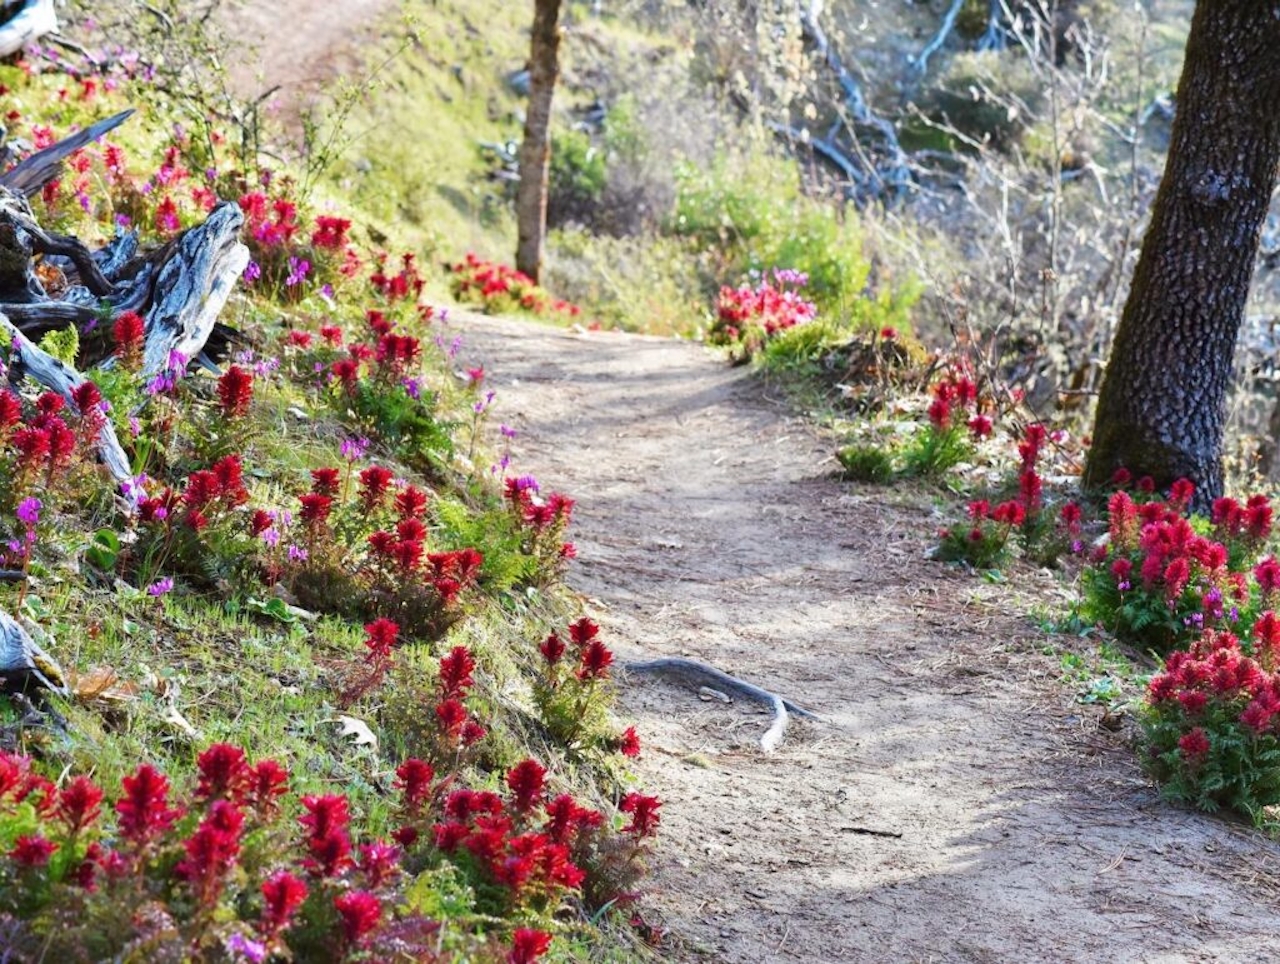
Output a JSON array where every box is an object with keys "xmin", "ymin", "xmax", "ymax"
[
  {"xmin": 223, "ymin": 0, "xmax": 399, "ymax": 119},
  {"xmin": 452, "ymin": 311, "xmax": 1280, "ymax": 964}
]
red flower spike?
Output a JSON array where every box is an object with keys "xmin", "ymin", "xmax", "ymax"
[
  {"xmin": 619, "ymin": 726, "xmax": 642, "ymax": 758},
  {"xmin": 57, "ymin": 776, "xmax": 104, "ymax": 834},
  {"xmin": 216, "ymin": 365, "xmax": 254, "ymax": 419},
  {"xmin": 364, "ymin": 618, "xmax": 400, "ymax": 661},
  {"xmin": 568, "ymin": 618, "xmax": 599, "ymax": 646},
  {"xmin": 260, "ymin": 870, "xmax": 308, "ymax": 937},
  {"xmin": 245, "ymin": 759, "xmax": 290, "ymax": 819},
  {"xmin": 116, "ymin": 764, "xmax": 183, "ymax": 846},
  {"xmin": 577, "ymin": 640, "xmax": 614, "ymax": 681},
  {"xmin": 507, "ymin": 759, "xmax": 548, "ymax": 813},
  {"xmin": 508, "ymin": 928, "xmax": 553, "ymax": 964},
  {"xmin": 359, "ymin": 465, "xmax": 395, "ymax": 510},
  {"xmin": 620, "ymin": 792, "xmax": 662, "ymax": 838},
  {"xmin": 310, "ymin": 467, "xmax": 341, "ymax": 496},
  {"xmin": 299, "ymin": 493, "xmax": 333, "ymax": 527},
  {"xmin": 358, "ymin": 840, "xmax": 401, "ymax": 888},
  {"xmin": 438, "ymin": 646, "xmax": 476, "ymax": 699},
  {"xmin": 113, "ymin": 311, "xmax": 146, "ymax": 364},
  {"xmin": 334, "ymin": 890, "xmax": 382, "ymax": 946},
  {"xmin": 10, "ymin": 834, "xmax": 57, "ymax": 868},
  {"xmin": 195, "ymin": 743, "xmax": 249, "ymax": 803},
  {"xmin": 394, "ymin": 758, "xmax": 435, "ymax": 812}
]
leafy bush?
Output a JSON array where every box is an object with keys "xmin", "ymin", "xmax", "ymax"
[
  {"xmin": 1142, "ymin": 626, "xmax": 1280, "ymax": 823},
  {"xmin": 1081, "ymin": 482, "xmax": 1275, "ymax": 655},
  {"xmin": 836, "ymin": 444, "xmax": 894, "ymax": 483}
]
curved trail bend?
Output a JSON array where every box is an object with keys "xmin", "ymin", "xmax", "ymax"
[{"xmin": 455, "ymin": 311, "xmax": 1280, "ymax": 964}]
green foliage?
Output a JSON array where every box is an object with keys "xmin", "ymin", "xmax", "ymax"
[
  {"xmin": 936, "ymin": 518, "xmax": 1013, "ymax": 569},
  {"xmin": 672, "ymin": 148, "xmax": 876, "ymax": 315},
  {"xmin": 1142, "ymin": 681, "xmax": 1280, "ymax": 824},
  {"xmin": 901, "ymin": 424, "xmax": 972, "ymax": 479},
  {"xmin": 550, "ymin": 128, "xmax": 608, "ymax": 219},
  {"xmin": 836, "ymin": 444, "xmax": 894, "ymax": 483},
  {"xmin": 38, "ymin": 326, "xmax": 80, "ymax": 366}
]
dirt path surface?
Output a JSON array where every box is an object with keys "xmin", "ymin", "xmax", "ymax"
[
  {"xmin": 453, "ymin": 312, "xmax": 1280, "ymax": 963},
  {"xmin": 224, "ymin": 0, "xmax": 398, "ymax": 114}
]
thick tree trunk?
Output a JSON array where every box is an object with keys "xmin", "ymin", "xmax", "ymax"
[
  {"xmin": 1083, "ymin": 0, "xmax": 1280, "ymax": 505},
  {"xmin": 514, "ymin": 0, "xmax": 562, "ymax": 284}
]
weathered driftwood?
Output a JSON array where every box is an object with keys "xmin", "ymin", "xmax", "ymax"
[
  {"xmin": 0, "ymin": 609, "xmax": 67, "ymax": 695},
  {"xmin": 915, "ymin": 0, "xmax": 967, "ymax": 74},
  {"xmin": 0, "ymin": 309, "xmax": 134, "ymax": 485},
  {"xmin": 0, "ymin": 114, "xmax": 249, "ymax": 484},
  {"xmin": 140, "ymin": 201, "xmax": 248, "ymax": 377},
  {"xmin": 0, "ymin": 0, "xmax": 56, "ymax": 59},
  {"xmin": 626, "ymin": 657, "xmax": 821, "ymax": 753},
  {"xmin": 0, "ymin": 109, "xmax": 135, "ymax": 199}
]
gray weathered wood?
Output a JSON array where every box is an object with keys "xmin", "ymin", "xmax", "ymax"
[
  {"xmin": 140, "ymin": 201, "xmax": 248, "ymax": 377},
  {"xmin": 0, "ymin": 609, "xmax": 67, "ymax": 695},
  {"xmin": 0, "ymin": 0, "xmax": 56, "ymax": 60},
  {"xmin": 0, "ymin": 109, "xmax": 134, "ymax": 199}
]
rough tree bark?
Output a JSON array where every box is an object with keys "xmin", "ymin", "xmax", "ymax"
[
  {"xmin": 1083, "ymin": 0, "xmax": 1280, "ymax": 505},
  {"xmin": 514, "ymin": 0, "xmax": 562, "ymax": 284}
]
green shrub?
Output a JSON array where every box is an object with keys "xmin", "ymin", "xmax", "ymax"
[{"xmin": 836, "ymin": 444, "xmax": 894, "ymax": 483}]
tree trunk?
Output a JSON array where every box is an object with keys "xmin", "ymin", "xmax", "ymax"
[
  {"xmin": 1083, "ymin": 0, "xmax": 1280, "ymax": 506},
  {"xmin": 515, "ymin": 0, "xmax": 562, "ymax": 284}
]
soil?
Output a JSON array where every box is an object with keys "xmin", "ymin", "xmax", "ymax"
[{"xmin": 452, "ymin": 311, "xmax": 1280, "ymax": 963}]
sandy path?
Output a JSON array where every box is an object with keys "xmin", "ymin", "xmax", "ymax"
[{"xmin": 453, "ymin": 311, "xmax": 1280, "ymax": 963}]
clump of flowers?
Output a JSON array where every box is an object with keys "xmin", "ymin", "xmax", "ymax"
[
  {"xmin": 447, "ymin": 254, "xmax": 583, "ymax": 319},
  {"xmin": 1080, "ymin": 481, "xmax": 1271, "ymax": 654},
  {"xmin": 707, "ymin": 269, "xmax": 817, "ymax": 360},
  {"xmin": 901, "ymin": 368, "xmax": 988, "ymax": 478},
  {"xmin": 1141, "ymin": 625, "xmax": 1280, "ymax": 822},
  {"xmin": 0, "ymin": 743, "xmax": 638, "ymax": 958},
  {"xmin": 503, "ymin": 475, "xmax": 576, "ymax": 573}
]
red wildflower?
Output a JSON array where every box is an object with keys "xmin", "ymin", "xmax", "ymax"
[
  {"xmin": 1246, "ymin": 495, "xmax": 1274, "ymax": 541},
  {"xmin": 216, "ymin": 365, "xmax": 254, "ymax": 419},
  {"xmin": 175, "ymin": 800, "xmax": 244, "ymax": 902},
  {"xmin": 259, "ymin": 870, "xmax": 308, "ymax": 937},
  {"xmin": 1178, "ymin": 727, "xmax": 1210, "ymax": 761},
  {"xmin": 195, "ymin": 743, "xmax": 249, "ymax": 803},
  {"xmin": 10, "ymin": 834, "xmax": 56, "ymax": 868},
  {"xmin": 395, "ymin": 484, "xmax": 429, "ymax": 519},
  {"xmin": 334, "ymin": 890, "xmax": 382, "ymax": 946},
  {"xmin": 300, "ymin": 794, "xmax": 353, "ymax": 877},
  {"xmin": 435, "ymin": 698, "xmax": 468, "ymax": 736},
  {"xmin": 359, "ymin": 465, "xmax": 395, "ymax": 510},
  {"xmin": 311, "ymin": 215, "xmax": 351, "ymax": 250},
  {"xmin": 1169, "ymin": 478, "xmax": 1196, "ymax": 508},
  {"xmin": 577, "ymin": 640, "xmax": 614, "ymax": 681},
  {"xmin": 438, "ymin": 646, "xmax": 476, "ymax": 699},
  {"xmin": 320, "ymin": 325, "xmax": 344, "ymax": 347},
  {"xmin": 568, "ymin": 618, "xmax": 599, "ymax": 646},
  {"xmin": 543, "ymin": 794, "xmax": 603, "ymax": 846},
  {"xmin": 968, "ymin": 414, "xmax": 993, "ymax": 439},
  {"xmin": 358, "ymin": 839, "xmax": 401, "ymax": 888},
  {"xmin": 508, "ymin": 928, "xmax": 552, "ymax": 964},
  {"xmin": 331, "ymin": 357, "xmax": 359, "ymax": 391},
  {"xmin": 1059, "ymin": 501, "xmax": 1083, "ymax": 532},
  {"xmin": 1137, "ymin": 476, "xmax": 1156, "ymax": 494},
  {"xmin": 507, "ymin": 759, "xmax": 548, "ymax": 813},
  {"xmin": 57, "ymin": 775, "xmax": 104, "ymax": 834},
  {"xmin": 364, "ymin": 618, "xmax": 400, "ymax": 661},
  {"xmin": 1111, "ymin": 467, "xmax": 1132, "ymax": 487},
  {"xmin": 310, "ymin": 467, "xmax": 341, "ymax": 496},
  {"xmin": 619, "ymin": 726, "xmax": 642, "ymax": 758},
  {"xmin": 116, "ymin": 764, "xmax": 183, "ymax": 846},
  {"xmin": 538, "ymin": 635, "xmax": 568, "ymax": 671},
  {"xmin": 0, "ymin": 390, "xmax": 21, "ymax": 429},
  {"xmin": 250, "ymin": 509, "xmax": 273, "ymax": 536},
  {"xmin": 926, "ymin": 396, "xmax": 951, "ymax": 428},
  {"xmin": 991, "ymin": 501, "xmax": 1025, "ymax": 527},
  {"xmin": 299, "ymin": 493, "xmax": 333, "ymax": 527},
  {"xmin": 245, "ymin": 759, "xmax": 290, "ymax": 819},
  {"xmin": 620, "ymin": 792, "xmax": 662, "ymax": 838},
  {"xmin": 112, "ymin": 311, "xmax": 146, "ymax": 367},
  {"xmin": 394, "ymin": 758, "xmax": 435, "ymax": 813}
]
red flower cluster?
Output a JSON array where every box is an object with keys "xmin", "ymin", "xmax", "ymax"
[
  {"xmin": 143, "ymin": 454, "xmax": 249, "ymax": 532},
  {"xmin": 11, "ymin": 392, "xmax": 81, "ymax": 483},
  {"xmin": 712, "ymin": 275, "xmax": 817, "ymax": 345},
  {"xmin": 239, "ymin": 190, "xmax": 298, "ymax": 247},
  {"xmin": 1149, "ymin": 626, "xmax": 1280, "ymax": 740},
  {"xmin": 448, "ymin": 253, "xmax": 581, "ymax": 318},
  {"xmin": 370, "ymin": 251, "xmax": 426, "ymax": 302},
  {"xmin": 311, "ymin": 215, "xmax": 352, "ymax": 251},
  {"xmin": 927, "ymin": 370, "xmax": 980, "ymax": 431}
]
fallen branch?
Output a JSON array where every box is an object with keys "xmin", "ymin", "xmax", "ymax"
[
  {"xmin": 0, "ymin": 109, "xmax": 135, "ymax": 198},
  {"xmin": 0, "ymin": 609, "xmax": 66, "ymax": 695},
  {"xmin": 0, "ymin": 0, "xmax": 56, "ymax": 59},
  {"xmin": 625, "ymin": 657, "xmax": 821, "ymax": 754}
]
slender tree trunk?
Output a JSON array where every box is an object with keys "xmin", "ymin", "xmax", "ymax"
[
  {"xmin": 515, "ymin": 0, "xmax": 562, "ymax": 284},
  {"xmin": 1083, "ymin": 0, "xmax": 1280, "ymax": 506}
]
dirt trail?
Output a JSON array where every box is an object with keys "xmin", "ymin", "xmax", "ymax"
[{"xmin": 454, "ymin": 311, "xmax": 1280, "ymax": 964}]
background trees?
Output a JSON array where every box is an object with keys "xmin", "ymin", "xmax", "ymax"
[{"xmin": 515, "ymin": 0, "xmax": 563, "ymax": 283}]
